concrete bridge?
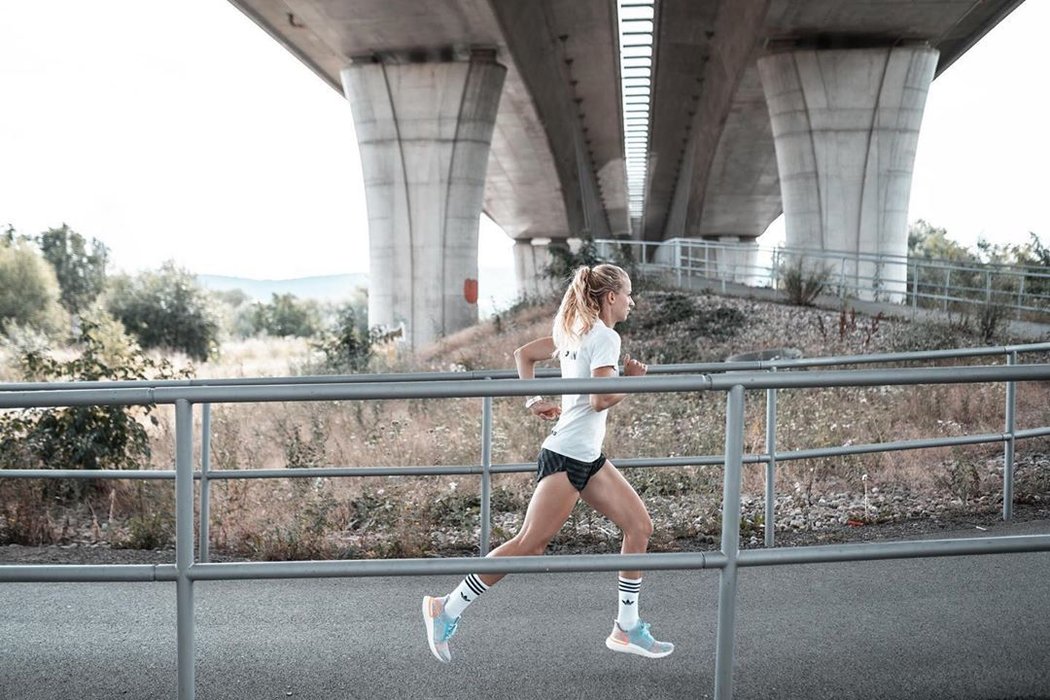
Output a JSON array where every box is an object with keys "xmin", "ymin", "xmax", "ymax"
[{"xmin": 227, "ymin": 0, "xmax": 1025, "ymax": 347}]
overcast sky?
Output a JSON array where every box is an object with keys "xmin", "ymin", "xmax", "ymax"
[{"xmin": 1, "ymin": 0, "xmax": 1047, "ymax": 282}]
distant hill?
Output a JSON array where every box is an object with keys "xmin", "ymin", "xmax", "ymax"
[
  {"xmin": 197, "ymin": 266, "xmax": 520, "ymax": 315},
  {"xmin": 197, "ymin": 273, "xmax": 368, "ymax": 302}
]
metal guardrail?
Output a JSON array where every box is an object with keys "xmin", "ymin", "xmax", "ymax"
[
  {"xmin": 595, "ymin": 237, "xmax": 1050, "ymax": 319},
  {"xmin": 6, "ymin": 341, "xmax": 1049, "ymax": 550},
  {"xmin": 2, "ymin": 350, "xmax": 1050, "ymax": 699}
]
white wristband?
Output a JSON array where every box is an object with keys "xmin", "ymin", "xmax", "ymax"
[{"xmin": 525, "ymin": 395, "xmax": 544, "ymax": 409}]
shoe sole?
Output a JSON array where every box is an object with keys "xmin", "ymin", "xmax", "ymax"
[
  {"xmin": 605, "ymin": 636, "xmax": 674, "ymax": 659},
  {"xmin": 422, "ymin": 597, "xmax": 450, "ymax": 663}
]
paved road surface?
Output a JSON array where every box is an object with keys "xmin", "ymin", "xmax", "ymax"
[{"xmin": 3, "ymin": 520, "xmax": 1050, "ymax": 699}]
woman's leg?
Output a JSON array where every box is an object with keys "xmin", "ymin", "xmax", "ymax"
[
  {"xmin": 477, "ymin": 470, "xmax": 580, "ymax": 586},
  {"xmin": 423, "ymin": 471, "xmax": 580, "ymax": 662},
  {"xmin": 579, "ymin": 461, "xmax": 653, "ymax": 580},
  {"xmin": 580, "ymin": 461, "xmax": 672, "ymax": 657}
]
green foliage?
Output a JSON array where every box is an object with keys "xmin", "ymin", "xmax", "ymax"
[
  {"xmin": 1002, "ymin": 232, "xmax": 1050, "ymax": 299},
  {"xmin": 908, "ymin": 220, "xmax": 977, "ymax": 263},
  {"xmin": 310, "ymin": 303, "xmax": 375, "ymax": 374},
  {"xmin": 908, "ymin": 223, "xmax": 1049, "ymax": 320},
  {"xmin": 106, "ymin": 261, "xmax": 220, "ymax": 361},
  {"xmin": 781, "ymin": 257, "xmax": 831, "ymax": 306},
  {"xmin": 251, "ymin": 292, "xmax": 322, "ymax": 338},
  {"xmin": 36, "ymin": 224, "xmax": 109, "ymax": 315},
  {"xmin": 545, "ymin": 237, "xmax": 601, "ymax": 286},
  {"xmin": 0, "ymin": 318, "xmax": 188, "ymax": 500},
  {"xmin": 0, "ymin": 237, "xmax": 65, "ymax": 334},
  {"xmin": 544, "ymin": 235, "xmax": 640, "ymax": 289}
]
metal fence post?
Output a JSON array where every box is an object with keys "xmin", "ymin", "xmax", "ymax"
[
  {"xmin": 199, "ymin": 403, "xmax": 212, "ymax": 563},
  {"xmin": 765, "ymin": 374, "xmax": 778, "ymax": 548},
  {"xmin": 1004, "ymin": 351, "xmax": 1017, "ymax": 521},
  {"xmin": 480, "ymin": 395, "xmax": 493, "ymax": 555},
  {"xmin": 714, "ymin": 384, "xmax": 745, "ymax": 700},
  {"xmin": 943, "ymin": 268, "xmax": 951, "ymax": 312},
  {"xmin": 675, "ymin": 239, "xmax": 682, "ymax": 287},
  {"xmin": 175, "ymin": 399, "xmax": 196, "ymax": 700}
]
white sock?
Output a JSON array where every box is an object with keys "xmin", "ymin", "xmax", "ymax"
[
  {"xmin": 617, "ymin": 576, "xmax": 641, "ymax": 630},
  {"xmin": 443, "ymin": 573, "xmax": 488, "ymax": 618}
]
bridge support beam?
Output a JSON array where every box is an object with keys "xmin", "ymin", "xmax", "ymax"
[
  {"xmin": 714, "ymin": 236, "xmax": 760, "ymax": 285},
  {"xmin": 758, "ymin": 46, "xmax": 938, "ymax": 301},
  {"xmin": 513, "ymin": 238, "xmax": 560, "ymax": 301},
  {"xmin": 341, "ymin": 51, "xmax": 506, "ymax": 348}
]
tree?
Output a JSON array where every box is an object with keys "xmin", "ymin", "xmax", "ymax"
[
  {"xmin": 36, "ymin": 224, "xmax": 109, "ymax": 316},
  {"xmin": 0, "ymin": 238, "xmax": 64, "ymax": 333},
  {"xmin": 251, "ymin": 293, "xmax": 322, "ymax": 337},
  {"xmin": 106, "ymin": 261, "xmax": 220, "ymax": 361},
  {"xmin": 908, "ymin": 220, "xmax": 976, "ymax": 263}
]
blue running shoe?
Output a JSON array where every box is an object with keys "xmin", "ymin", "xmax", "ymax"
[
  {"xmin": 422, "ymin": 595, "xmax": 459, "ymax": 663},
  {"xmin": 605, "ymin": 620, "xmax": 674, "ymax": 658}
]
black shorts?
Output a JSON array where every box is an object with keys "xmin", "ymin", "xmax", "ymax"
[{"xmin": 536, "ymin": 448, "xmax": 607, "ymax": 492}]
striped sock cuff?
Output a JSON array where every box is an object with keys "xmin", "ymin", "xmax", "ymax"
[
  {"xmin": 465, "ymin": 573, "xmax": 489, "ymax": 597},
  {"xmin": 618, "ymin": 576, "xmax": 642, "ymax": 594}
]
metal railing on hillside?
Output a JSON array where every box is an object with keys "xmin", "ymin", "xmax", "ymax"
[
  {"xmin": 595, "ymin": 237, "xmax": 1050, "ymax": 320},
  {"xmin": 2, "ymin": 346, "xmax": 1050, "ymax": 699}
]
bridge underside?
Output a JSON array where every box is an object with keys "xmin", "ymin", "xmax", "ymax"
[{"xmin": 227, "ymin": 0, "xmax": 1024, "ymax": 346}]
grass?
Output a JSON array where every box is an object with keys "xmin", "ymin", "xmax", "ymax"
[{"xmin": 2, "ymin": 283, "xmax": 1049, "ymax": 556}]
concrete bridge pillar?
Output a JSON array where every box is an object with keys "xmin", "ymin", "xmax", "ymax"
[
  {"xmin": 758, "ymin": 46, "xmax": 938, "ymax": 301},
  {"xmin": 341, "ymin": 51, "xmax": 506, "ymax": 348},
  {"xmin": 715, "ymin": 236, "xmax": 760, "ymax": 285},
  {"xmin": 513, "ymin": 237, "xmax": 558, "ymax": 300}
]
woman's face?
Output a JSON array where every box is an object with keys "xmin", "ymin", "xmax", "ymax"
[{"xmin": 606, "ymin": 278, "xmax": 635, "ymax": 323}]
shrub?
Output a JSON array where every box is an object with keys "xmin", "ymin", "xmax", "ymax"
[
  {"xmin": 309, "ymin": 303, "xmax": 374, "ymax": 374},
  {"xmin": 781, "ymin": 257, "xmax": 831, "ymax": 306},
  {"xmin": 106, "ymin": 262, "xmax": 220, "ymax": 361},
  {"xmin": 0, "ymin": 318, "xmax": 188, "ymax": 501}
]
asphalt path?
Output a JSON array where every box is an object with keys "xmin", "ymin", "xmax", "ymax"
[{"xmin": 3, "ymin": 520, "xmax": 1050, "ymax": 700}]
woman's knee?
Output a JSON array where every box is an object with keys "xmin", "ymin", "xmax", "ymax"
[
  {"xmin": 510, "ymin": 530, "xmax": 552, "ymax": 556},
  {"xmin": 624, "ymin": 512, "xmax": 654, "ymax": 541}
]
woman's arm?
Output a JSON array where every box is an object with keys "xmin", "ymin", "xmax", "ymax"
[
  {"xmin": 589, "ymin": 354, "xmax": 647, "ymax": 412},
  {"xmin": 514, "ymin": 337, "xmax": 561, "ymax": 420},
  {"xmin": 514, "ymin": 336, "xmax": 556, "ymax": 379}
]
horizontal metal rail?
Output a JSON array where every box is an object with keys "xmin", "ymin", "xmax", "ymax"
[
  {"xmin": 0, "ymin": 564, "xmax": 177, "ymax": 583},
  {"xmin": 7, "ymin": 532, "xmax": 1050, "ymax": 583},
  {"xmin": 737, "ymin": 533, "xmax": 1050, "ymax": 566},
  {"xmin": 7, "ymin": 423, "xmax": 1050, "ymax": 483},
  {"xmin": 5, "ymin": 342, "xmax": 1048, "ymax": 393},
  {"xmin": 1, "ymin": 363, "xmax": 1049, "ymax": 409}
]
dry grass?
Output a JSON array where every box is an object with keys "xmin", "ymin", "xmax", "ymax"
[{"xmin": 3, "ymin": 288, "xmax": 1049, "ymax": 556}]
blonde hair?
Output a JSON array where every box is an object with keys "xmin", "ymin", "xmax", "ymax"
[{"xmin": 552, "ymin": 264, "xmax": 629, "ymax": 350}]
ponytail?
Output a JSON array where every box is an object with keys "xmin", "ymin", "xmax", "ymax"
[{"xmin": 552, "ymin": 263, "xmax": 627, "ymax": 350}]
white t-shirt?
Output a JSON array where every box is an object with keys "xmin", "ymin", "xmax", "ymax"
[{"xmin": 541, "ymin": 320, "xmax": 621, "ymax": 462}]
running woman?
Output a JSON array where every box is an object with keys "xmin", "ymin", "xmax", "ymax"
[{"xmin": 423, "ymin": 263, "xmax": 674, "ymax": 662}]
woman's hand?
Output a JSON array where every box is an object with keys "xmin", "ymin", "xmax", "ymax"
[
  {"xmin": 623, "ymin": 353, "xmax": 648, "ymax": 377},
  {"xmin": 530, "ymin": 400, "xmax": 561, "ymax": 421}
]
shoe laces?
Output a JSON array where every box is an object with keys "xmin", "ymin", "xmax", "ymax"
[
  {"xmin": 439, "ymin": 614, "xmax": 459, "ymax": 642},
  {"xmin": 633, "ymin": 621, "xmax": 655, "ymax": 644}
]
